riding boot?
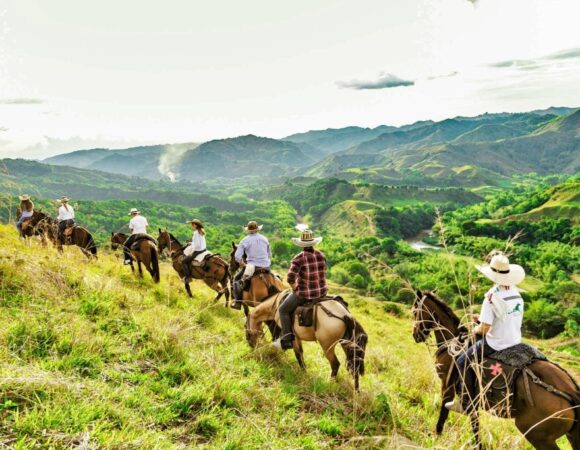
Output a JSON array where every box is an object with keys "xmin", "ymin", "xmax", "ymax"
[
  {"xmin": 231, "ymin": 280, "xmax": 243, "ymax": 309},
  {"xmin": 275, "ymin": 293, "xmax": 298, "ymax": 350},
  {"xmin": 181, "ymin": 255, "xmax": 193, "ymax": 283}
]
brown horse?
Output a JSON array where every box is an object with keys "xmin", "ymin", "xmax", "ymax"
[
  {"xmin": 157, "ymin": 229, "xmax": 230, "ymax": 304},
  {"xmin": 111, "ymin": 232, "xmax": 160, "ymax": 283},
  {"xmin": 37, "ymin": 218, "xmax": 97, "ymax": 258},
  {"xmin": 16, "ymin": 209, "xmax": 51, "ymax": 243},
  {"xmin": 246, "ymin": 291, "xmax": 368, "ymax": 391},
  {"xmin": 229, "ymin": 242, "xmax": 284, "ymax": 312},
  {"xmin": 412, "ymin": 289, "xmax": 579, "ymax": 450}
]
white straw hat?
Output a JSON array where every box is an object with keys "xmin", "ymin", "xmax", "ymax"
[
  {"xmin": 128, "ymin": 208, "xmax": 140, "ymax": 215},
  {"xmin": 476, "ymin": 253, "xmax": 525, "ymax": 286},
  {"xmin": 291, "ymin": 228, "xmax": 323, "ymax": 248}
]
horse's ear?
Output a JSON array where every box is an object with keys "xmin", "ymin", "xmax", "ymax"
[
  {"xmin": 416, "ymin": 289, "xmax": 423, "ymax": 299},
  {"xmin": 111, "ymin": 231, "xmax": 114, "ymax": 236},
  {"xmin": 431, "ymin": 288, "xmax": 438, "ymax": 294},
  {"xmin": 231, "ymin": 241, "xmax": 236, "ymax": 249},
  {"xmin": 158, "ymin": 227, "xmax": 161, "ymax": 233}
]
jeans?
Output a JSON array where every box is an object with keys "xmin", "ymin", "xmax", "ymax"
[
  {"xmin": 278, "ymin": 293, "xmax": 305, "ymax": 342},
  {"xmin": 182, "ymin": 249, "xmax": 206, "ymax": 278},
  {"xmin": 58, "ymin": 219, "xmax": 75, "ymax": 241},
  {"xmin": 456, "ymin": 338, "xmax": 496, "ymax": 408}
]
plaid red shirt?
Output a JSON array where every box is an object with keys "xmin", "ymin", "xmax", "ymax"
[{"xmin": 287, "ymin": 247, "xmax": 327, "ymax": 300}]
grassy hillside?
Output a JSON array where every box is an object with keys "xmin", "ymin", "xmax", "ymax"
[{"xmin": 0, "ymin": 226, "xmax": 576, "ymax": 449}]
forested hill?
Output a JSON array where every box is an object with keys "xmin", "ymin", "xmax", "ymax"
[{"xmin": 41, "ymin": 107, "xmax": 579, "ymax": 186}]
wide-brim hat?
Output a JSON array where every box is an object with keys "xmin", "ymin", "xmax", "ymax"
[
  {"xmin": 19, "ymin": 194, "xmax": 30, "ymax": 201},
  {"xmin": 58, "ymin": 196, "xmax": 70, "ymax": 203},
  {"xmin": 292, "ymin": 229, "xmax": 323, "ymax": 248},
  {"xmin": 128, "ymin": 208, "xmax": 140, "ymax": 215},
  {"xmin": 476, "ymin": 253, "xmax": 525, "ymax": 286},
  {"xmin": 244, "ymin": 221, "xmax": 263, "ymax": 233},
  {"xmin": 186, "ymin": 219, "xmax": 204, "ymax": 228}
]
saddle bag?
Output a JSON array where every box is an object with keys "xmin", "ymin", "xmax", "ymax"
[{"xmin": 296, "ymin": 304, "xmax": 314, "ymax": 327}]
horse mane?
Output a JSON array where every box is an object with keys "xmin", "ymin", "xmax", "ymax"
[
  {"xmin": 168, "ymin": 232, "xmax": 183, "ymax": 247},
  {"xmin": 424, "ymin": 291, "xmax": 461, "ymax": 326}
]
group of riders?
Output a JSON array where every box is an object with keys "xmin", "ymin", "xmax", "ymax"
[{"xmin": 14, "ymin": 194, "xmax": 571, "ymax": 425}]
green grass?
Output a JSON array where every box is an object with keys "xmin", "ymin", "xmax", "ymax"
[{"xmin": 0, "ymin": 225, "xmax": 575, "ymax": 449}]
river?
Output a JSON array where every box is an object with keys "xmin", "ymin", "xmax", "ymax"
[{"xmin": 406, "ymin": 229, "xmax": 442, "ymax": 251}]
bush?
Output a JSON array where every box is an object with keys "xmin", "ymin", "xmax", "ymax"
[{"xmin": 524, "ymin": 299, "xmax": 567, "ymax": 338}]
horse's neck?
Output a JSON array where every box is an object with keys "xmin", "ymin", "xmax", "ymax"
[{"xmin": 433, "ymin": 313, "xmax": 459, "ymax": 348}]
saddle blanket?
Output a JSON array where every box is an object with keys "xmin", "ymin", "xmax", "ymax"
[
  {"xmin": 130, "ymin": 234, "xmax": 158, "ymax": 249},
  {"xmin": 488, "ymin": 343, "xmax": 547, "ymax": 369},
  {"xmin": 183, "ymin": 245, "xmax": 212, "ymax": 262}
]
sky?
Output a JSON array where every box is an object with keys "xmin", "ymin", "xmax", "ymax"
[{"xmin": 1, "ymin": 0, "xmax": 580, "ymax": 159}]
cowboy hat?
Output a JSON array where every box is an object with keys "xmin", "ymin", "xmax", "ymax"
[
  {"xmin": 18, "ymin": 194, "xmax": 31, "ymax": 201},
  {"xmin": 244, "ymin": 221, "xmax": 263, "ymax": 233},
  {"xmin": 476, "ymin": 253, "xmax": 525, "ymax": 286},
  {"xmin": 186, "ymin": 218, "xmax": 204, "ymax": 228},
  {"xmin": 57, "ymin": 196, "xmax": 70, "ymax": 203},
  {"xmin": 291, "ymin": 228, "xmax": 323, "ymax": 248},
  {"xmin": 128, "ymin": 208, "xmax": 140, "ymax": 215}
]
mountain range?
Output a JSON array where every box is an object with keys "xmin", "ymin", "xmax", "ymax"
[{"xmin": 41, "ymin": 107, "xmax": 579, "ymax": 186}]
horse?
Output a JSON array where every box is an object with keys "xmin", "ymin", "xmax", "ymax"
[
  {"xmin": 157, "ymin": 229, "xmax": 230, "ymax": 304},
  {"xmin": 37, "ymin": 218, "xmax": 97, "ymax": 259},
  {"xmin": 412, "ymin": 289, "xmax": 580, "ymax": 450},
  {"xmin": 111, "ymin": 232, "xmax": 160, "ymax": 283},
  {"xmin": 229, "ymin": 242, "xmax": 284, "ymax": 313},
  {"xmin": 246, "ymin": 291, "xmax": 368, "ymax": 391},
  {"xmin": 16, "ymin": 209, "xmax": 51, "ymax": 244}
]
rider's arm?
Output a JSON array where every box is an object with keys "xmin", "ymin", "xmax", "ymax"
[
  {"xmin": 234, "ymin": 240, "xmax": 246, "ymax": 263},
  {"xmin": 475, "ymin": 294, "xmax": 494, "ymax": 335},
  {"xmin": 473, "ymin": 322, "xmax": 491, "ymax": 335},
  {"xmin": 287, "ymin": 254, "xmax": 301, "ymax": 289}
]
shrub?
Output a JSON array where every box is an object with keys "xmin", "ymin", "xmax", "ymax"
[{"xmin": 524, "ymin": 299, "xmax": 567, "ymax": 338}]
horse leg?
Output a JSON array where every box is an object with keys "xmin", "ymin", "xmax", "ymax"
[
  {"xmin": 436, "ymin": 384, "xmax": 455, "ymax": 435},
  {"xmin": 323, "ymin": 344, "xmax": 340, "ymax": 380},
  {"xmin": 292, "ymin": 338, "xmax": 306, "ymax": 370},
  {"xmin": 185, "ymin": 282, "xmax": 193, "ymax": 298},
  {"xmin": 470, "ymin": 413, "xmax": 481, "ymax": 450},
  {"xmin": 243, "ymin": 304, "xmax": 249, "ymax": 317},
  {"xmin": 137, "ymin": 260, "xmax": 143, "ymax": 277}
]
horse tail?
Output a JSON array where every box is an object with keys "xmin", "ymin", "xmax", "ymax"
[
  {"xmin": 569, "ymin": 386, "xmax": 580, "ymax": 449},
  {"xmin": 150, "ymin": 244, "xmax": 160, "ymax": 283},
  {"xmin": 341, "ymin": 315, "xmax": 368, "ymax": 377}
]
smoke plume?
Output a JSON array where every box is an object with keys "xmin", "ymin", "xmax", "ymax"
[{"xmin": 158, "ymin": 145, "xmax": 191, "ymax": 182}]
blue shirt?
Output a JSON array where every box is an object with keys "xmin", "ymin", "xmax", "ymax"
[{"xmin": 235, "ymin": 233, "xmax": 271, "ymax": 268}]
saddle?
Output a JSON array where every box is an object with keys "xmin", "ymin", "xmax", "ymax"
[
  {"xmin": 294, "ymin": 295, "xmax": 350, "ymax": 328},
  {"xmin": 130, "ymin": 234, "xmax": 158, "ymax": 250},
  {"xmin": 64, "ymin": 226, "xmax": 75, "ymax": 237},
  {"xmin": 242, "ymin": 267, "xmax": 275, "ymax": 292},
  {"xmin": 472, "ymin": 343, "xmax": 548, "ymax": 416},
  {"xmin": 21, "ymin": 219, "xmax": 33, "ymax": 231}
]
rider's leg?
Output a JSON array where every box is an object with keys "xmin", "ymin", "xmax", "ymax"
[
  {"xmin": 181, "ymin": 254, "xmax": 194, "ymax": 282},
  {"xmin": 231, "ymin": 268, "xmax": 246, "ymax": 308},
  {"xmin": 58, "ymin": 220, "xmax": 67, "ymax": 243},
  {"xmin": 123, "ymin": 235, "xmax": 136, "ymax": 264},
  {"xmin": 275, "ymin": 293, "xmax": 300, "ymax": 350}
]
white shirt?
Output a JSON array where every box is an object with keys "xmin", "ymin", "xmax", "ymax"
[
  {"xmin": 480, "ymin": 285, "xmax": 524, "ymax": 351},
  {"xmin": 191, "ymin": 230, "xmax": 206, "ymax": 251},
  {"xmin": 57, "ymin": 205, "xmax": 75, "ymax": 221},
  {"xmin": 129, "ymin": 215, "xmax": 148, "ymax": 234}
]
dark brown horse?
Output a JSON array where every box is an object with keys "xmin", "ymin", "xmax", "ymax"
[
  {"xmin": 157, "ymin": 229, "xmax": 230, "ymax": 304},
  {"xmin": 412, "ymin": 290, "xmax": 579, "ymax": 450},
  {"xmin": 16, "ymin": 209, "xmax": 51, "ymax": 243},
  {"xmin": 111, "ymin": 232, "xmax": 160, "ymax": 283},
  {"xmin": 229, "ymin": 242, "xmax": 284, "ymax": 313},
  {"xmin": 37, "ymin": 218, "xmax": 97, "ymax": 258}
]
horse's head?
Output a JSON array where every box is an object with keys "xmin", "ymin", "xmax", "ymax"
[
  {"xmin": 229, "ymin": 242, "xmax": 240, "ymax": 274},
  {"xmin": 412, "ymin": 289, "xmax": 461, "ymax": 344},
  {"xmin": 157, "ymin": 228, "xmax": 170, "ymax": 254},
  {"xmin": 110, "ymin": 232, "xmax": 125, "ymax": 250}
]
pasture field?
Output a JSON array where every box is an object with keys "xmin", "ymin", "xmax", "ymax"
[{"xmin": 0, "ymin": 225, "xmax": 575, "ymax": 449}]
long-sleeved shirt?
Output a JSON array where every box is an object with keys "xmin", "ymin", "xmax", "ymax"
[
  {"xmin": 191, "ymin": 230, "xmax": 207, "ymax": 252},
  {"xmin": 129, "ymin": 215, "xmax": 148, "ymax": 234},
  {"xmin": 57, "ymin": 205, "xmax": 75, "ymax": 221},
  {"xmin": 235, "ymin": 233, "xmax": 271, "ymax": 268},
  {"xmin": 287, "ymin": 247, "xmax": 327, "ymax": 300}
]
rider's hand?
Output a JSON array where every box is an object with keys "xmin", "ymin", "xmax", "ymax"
[{"xmin": 472, "ymin": 314, "xmax": 480, "ymax": 323}]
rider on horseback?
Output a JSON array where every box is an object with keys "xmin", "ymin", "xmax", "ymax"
[
  {"xmin": 274, "ymin": 226, "xmax": 326, "ymax": 350},
  {"xmin": 16, "ymin": 194, "xmax": 34, "ymax": 238},
  {"xmin": 231, "ymin": 221, "xmax": 271, "ymax": 310},
  {"xmin": 445, "ymin": 252, "xmax": 526, "ymax": 414},
  {"xmin": 56, "ymin": 196, "xmax": 75, "ymax": 244},
  {"xmin": 181, "ymin": 219, "xmax": 209, "ymax": 282},
  {"xmin": 123, "ymin": 208, "xmax": 149, "ymax": 265}
]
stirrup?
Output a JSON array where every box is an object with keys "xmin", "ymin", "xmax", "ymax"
[
  {"xmin": 230, "ymin": 300, "xmax": 243, "ymax": 310},
  {"xmin": 272, "ymin": 338, "xmax": 293, "ymax": 351}
]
